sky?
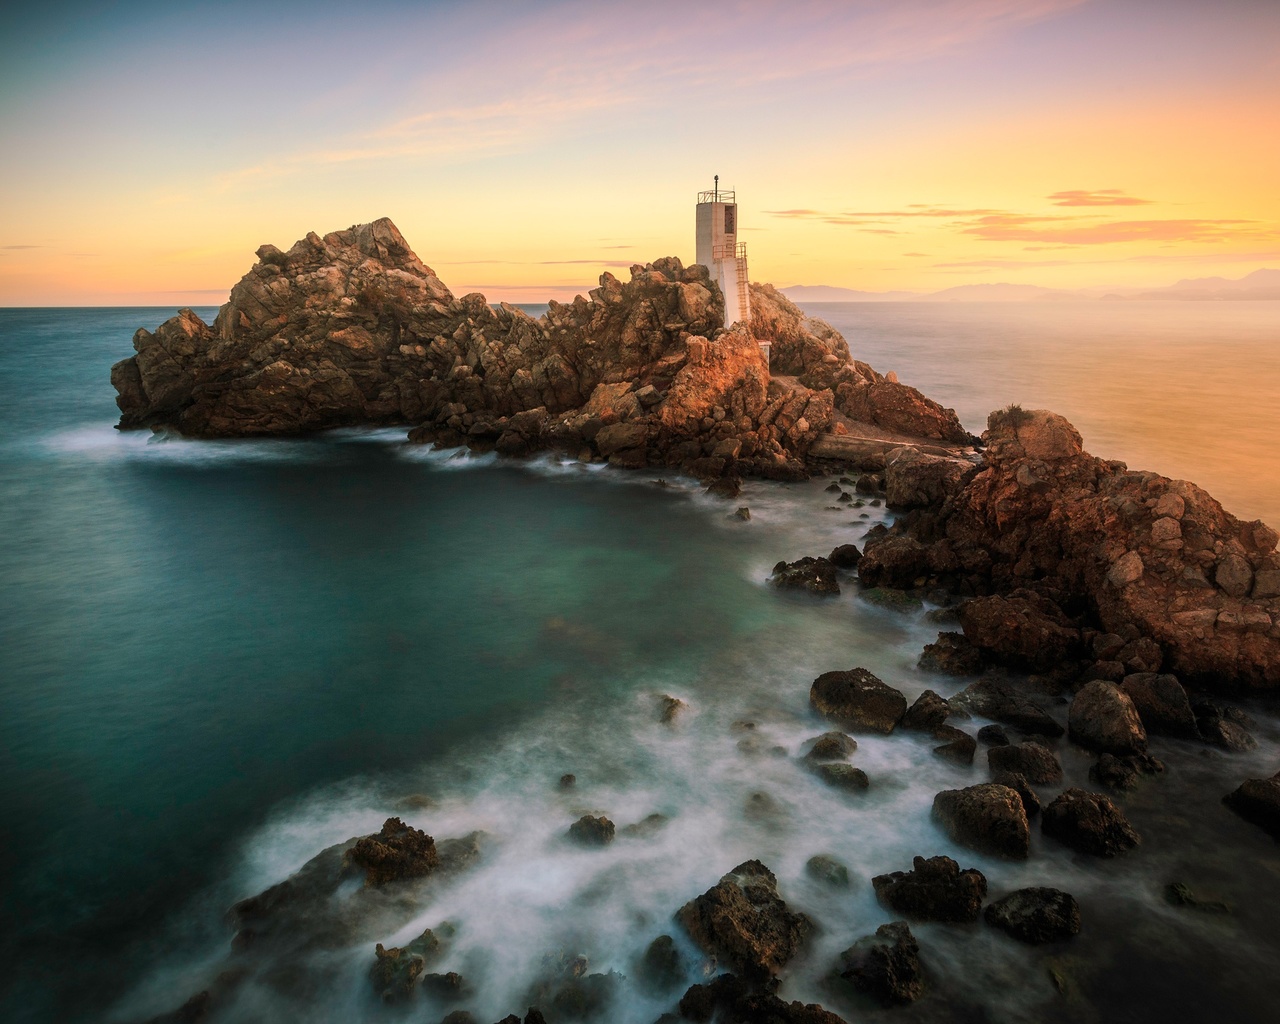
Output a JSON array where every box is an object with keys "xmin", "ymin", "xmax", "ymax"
[{"xmin": 1, "ymin": 0, "xmax": 1278, "ymax": 304}]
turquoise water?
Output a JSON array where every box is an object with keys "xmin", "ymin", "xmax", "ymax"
[{"xmin": 1, "ymin": 307, "xmax": 1278, "ymax": 1023}]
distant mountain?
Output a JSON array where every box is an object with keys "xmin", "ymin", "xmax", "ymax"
[{"xmin": 781, "ymin": 268, "xmax": 1280, "ymax": 302}]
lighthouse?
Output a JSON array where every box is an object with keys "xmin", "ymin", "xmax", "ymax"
[{"xmin": 695, "ymin": 176, "xmax": 751, "ymax": 328}]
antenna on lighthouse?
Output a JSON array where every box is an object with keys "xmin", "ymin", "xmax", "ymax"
[{"xmin": 714, "ymin": 174, "xmax": 719, "ymax": 202}]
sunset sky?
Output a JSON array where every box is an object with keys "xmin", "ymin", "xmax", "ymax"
[{"xmin": 1, "ymin": 0, "xmax": 1277, "ymax": 304}]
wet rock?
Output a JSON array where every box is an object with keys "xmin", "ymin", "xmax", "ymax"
[
  {"xmin": 677, "ymin": 972, "xmax": 847, "ymax": 1024},
  {"xmin": 811, "ymin": 762, "xmax": 870, "ymax": 792},
  {"xmin": 918, "ymin": 632, "xmax": 984, "ymax": 676},
  {"xmin": 770, "ymin": 557, "xmax": 840, "ymax": 597},
  {"xmin": 1120, "ymin": 673, "xmax": 1199, "ymax": 739},
  {"xmin": 619, "ymin": 813, "xmax": 669, "ymax": 839},
  {"xmin": 370, "ymin": 927, "xmax": 443, "ymax": 1001},
  {"xmin": 1163, "ymin": 882, "xmax": 1232, "ymax": 914},
  {"xmin": 676, "ymin": 860, "xmax": 812, "ymax": 980},
  {"xmin": 733, "ymin": 506, "xmax": 751, "ymax": 521},
  {"xmin": 705, "ymin": 475, "xmax": 742, "ymax": 499},
  {"xmin": 987, "ymin": 741, "xmax": 1063, "ymax": 785},
  {"xmin": 657, "ymin": 694, "xmax": 688, "ymax": 724},
  {"xmin": 836, "ymin": 921, "xmax": 924, "ymax": 1005},
  {"xmin": 347, "ymin": 817, "xmax": 439, "ymax": 887},
  {"xmin": 901, "ymin": 690, "xmax": 951, "ymax": 732},
  {"xmin": 990, "ymin": 771, "xmax": 1041, "ymax": 817},
  {"xmin": 984, "ymin": 888, "xmax": 1081, "ymax": 944},
  {"xmin": 805, "ymin": 855, "xmax": 851, "ymax": 888},
  {"xmin": 932, "ymin": 784, "xmax": 1030, "ymax": 859},
  {"xmin": 828, "ymin": 543, "xmax": 862, "ymax": 569},
  {"xmin": 858, "ymin": 586, "xmax": 923, "ymax": 612},
  {"xmin": 949, "ymin": 678, "xmax": 1064, "ymax": 738},
  {"xmin": 1223, "ymin": 771, "xmax": 1280, "ymax": 838},
  {"xmin": 932, "ymin": 725, "xmax": 978, "ymax": 766},
  {"xmin": 636, "ymin": 934, "xmax": 685, "ymax": 994},
  {"xmin": 421, "ymin": 971, "xmax": 467, "ymax": 1000},
  {"xmin": 567, "ymin": 815, "xmax": 615, "ymax": 846},
  {"xmin": 977, "ymin": 724, "xmax": 1010, "ymax": 747},
  {"xmin": 1194, "ymin": 699, "xmax": 1259, "ymax": 752},
  {"xmin": 1088, "ymin": 752, "xmax": 1165, "ymax": 791},
  {"xmin": 957, "ymin": 593, "xmax": 1084, "ymax": 673},
  {"xmin": 872, "ymin": 855, "xmax": 988, "ymax": 923},
  {"xmin": 440, "ymin": 1012, "xmax": 476, "ymax": 1024},
  {"xmin": 803, "ymin": 731, "xmax": 858, "ymax": 761},
  {"xmin": 547, "ymin": 971, "xmax": 621, "ymax": 1019},
  {"xmin": 1041, "ymin": 788, "xmax": 1141, "ymax": 856},
  {"xmin": 559, "ymin": 774, "xmax": 576, "ymax": 789},
  {"xmin": 1068, "ymin": 681, "xmax": 1147, "ymax": 756},
  {"xmin": 810, "ymin": 668, "xmax": 908, "ymax": 734}
]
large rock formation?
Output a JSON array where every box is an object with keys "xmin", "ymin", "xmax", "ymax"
[
  {"xmin": 859, "ymin": 407, "xmax": 1280, "ymax": 690},
  {"xmin": 112, "ymin": 219, "xmax": 972, "ymax": 482}
]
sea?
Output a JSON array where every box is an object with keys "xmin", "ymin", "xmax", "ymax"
[{"xmin": 0, "ymin": 301, "xmax": 1277, "ymax": 1023}]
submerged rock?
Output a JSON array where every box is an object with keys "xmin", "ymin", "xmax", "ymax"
[
  {"xmin": 932, "ymin": 784, "xmax": 1030, "ymax": 860},
  {"xmin": 1041, "ymin": 788, "xmax": 1140, "ymax": 856},
  {"xmin": 1163, "ymin": 881, "xmax": 1232, "ymax": 914},
  {"xmin": 803, "ymin": 731, "xmax": 858, "ymax": 761},
  {"xmin": 872, "ymin": 855, "xmax": 988, "ymax": 923},
  {"xmin": 810, "ymin": 762, "xmax": 870, "ymax": 792},
  {"xmin": 805, "ymin": 855, "xmax": 852, "ymax": 888},
  {"xmin": 1223, "ymin": 771, "xmax": 1280, "ymax": 838},
  {"xmin": 635, "ymin": 934, "xmax": 685, "ymax": 994},
  {"xmin": 770, "ymin": 557, "xmax": 840, "ymax": 597},
  {"xmin": 984, "ymin": 888, "xmax": 1081, "ymax": 944},
  {"xmin": 837, "ymin": 921, "xmax": 924, "ymax": 1005},
  {"xmin": 677, "ymin": 972, "xmax": 847, "ymax": 1024},
  {"xmin": 676, "ymin": 860, "xmax": 811, "ymax": 980},
  {"xmin": 567, "ymin": 815, "xmax": 615, "ymax": 846},
  {"xmin": 1195, "ymin": 699, "xmax": 1259, "ymax": 752},
  {"xmin": 810, "ymin": 668, "xmax": 908, "ymax": 734},
  {"xmin": 1088, "ymin": 752, "xmax": 1165, "ymax": 791}
]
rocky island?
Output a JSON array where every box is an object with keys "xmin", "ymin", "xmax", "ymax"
[{"xmin": 111, "ymin": 220, "xmax": 1280, "ymax": 1024}]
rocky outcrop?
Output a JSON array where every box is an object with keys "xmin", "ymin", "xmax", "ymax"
[
  {"xmin": 836, "ymin": 921, "xmax": 924, "ymax": 1005},
  {"xmin": 872, "ymin": 856, "xmax": 988, "ymax": 923},
  {"xmin": 809, "ymin": 669, "xmax": 907, "ymax": 734},
  {"xmin": 676, "ymin": 861, "xmax": 811, "ymax": 981},
  {"xmin": 1041, "ymin": 788, "xmax": 1140, "ymax": 856},
  {"xmin": 370, "ymin": 926, "xmax": 445, "ymax": 1002},
  {"xmin": 347, "ymin": 817, "xmax": 439, "ymax": 886},
  {"xmin": 932, "ymin": 784, "xmax": 1030, "ymax": 859},
  {"xmin": 983, "ymin": 888, "xmax": 1081, "ymax": 944},
  {"xmin": 568, "ymin": 815, "xmax": 615, "ymax": 846},
  {"xmin": 857, "ymin": 408, "xmax": 1280, "ymax": 691}
]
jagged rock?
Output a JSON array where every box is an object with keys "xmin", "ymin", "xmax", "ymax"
[
  {"xmin": 901, "ymin": 690, "xmax": 951, "ymax": 732},
  {"xmin": 856, "ymin": 535, "xmax": 932, "ymax": 591},
  {"xmin": 567, "ymin": 815, "xmax": 615, "ymax": 846},
  {"xmin": 1089, "ymin": 752, "xmax": 1165, "ymax": 791},
  {"xmin": 987, "ymin": 741, "xmax": 1063, "ymax": 785},
  {"xmin": 932, "ymin": 784, "xmax": 1030, "ymax": 859},
  {"xmin": 1041, "ymin": 788, "xmax": 1141, "ymax": 856},
  {"xmin": 805, "ymin": 855, "xmax": 851, "ymax": 888},
  {"xmin": 884, "ymin": 448, "xmax": 978, "ymax": 509},
  {"xmin": 636, "ymin": 934, "xmax": 684, "ymax": 994},
  {"xmin": 770, "ymin": 557, "xmax": 840, "ymax": 597},
  {"xmin": 676, "ymin": 860, "xmax": 811, "ymax": 980},
  {"xmin": 836, "ymin": 380, "xmax": 971, "ymax": 444},
  {"xmin": 828, "ymin": 543, "xmax": 862, "ymax": 569},
  {"xmin": 919, "ymin": 632, "xmax": 984, "ymax": 676},
  {"xmin": 1068, "ymin": 681, "xmax": 1147, "ymax": 755},
  {"xmin": 1223, "ymin": 771, "xmax": 1280, "ymax": 838},
  {"xmin": 1120, "ymin": 672, "xmax": 1199, "ymax": 739},
  {"xmin": 984, "ymin": 888, "xmax": 1081, "ymax": 944},
  {"xmin": 810, "ymin": 762, "xmax": 870, "ymax": 792},
  {"xmin": 370, "ymin": 927, "xmax": 443, "ymax": 1001},
  {"xmin": 678, "ymin": 972, "xmax": 847, "ymax": 1024},
  {"xmin": 990, "ymin": 771, "xmax": 1041, "ymax": 817},
  {"xmin": 421, "ymin": 971, "xmax": 467, "ymax": 1000},
  {"xmin": 657, "ymin": 693, "xmax": 688, "ymax": 724},
  {"xmin": 872, "ymin": 856, "xmax": 988, "ymax": 923},
  {"xmin": 949, "ymin": 678, "xmax": 1064, "ymax": 738},
  {"xmin": 957, "ymin": 594, "xmax": 1084, "ymax": 673},
  {"xmin": 803, "ymin": 731, "xmax": 858, "ymax": 761},
  {"xmin": 347, "ymin": 817, "xmax": 439, "ymax": 886},
  {"xmin": 978, "ymin": 724, "xmax": 1010, "ymax": 747},
  {"xmin": 810, "ymin": 668, "xmax": 907, "ymax": 734},
  {"xmin": 932, "ymin": 725, "xmax": 978, "ymax": 765},
  {"xmin": 619, "ymin": 813, "xmax": 670, "ymax": 839},
  {"xmin": 837, "ymin": 921, "xmax": 924, "ymax": 1005}
]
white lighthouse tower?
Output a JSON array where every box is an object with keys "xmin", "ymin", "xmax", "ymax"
[{"xmin": 696, "ymin": 176, "xmax": 751, "ymax": 328}]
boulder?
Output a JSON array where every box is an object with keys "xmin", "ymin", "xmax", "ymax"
[
  {"xmin": 1194, "ymin": 699, "xmax": 1259, "ymax": 752},
  {"xmin": 836, "ymin": 921, "xmax": 924, "ymax": 1005},
  {"xmin": 803, "ymin": 731, "xmax": 858, "ymax": 761},
  {"xmin": 347, "ymin": 818, "xmax": 439, "ymax": 886},
  {"xmin": 805, "ymin": 855, "xmax": 851, "ymax": 888},
  {"xmin": 811, "ymin": 762, "xmax": 871, "ymax": 792},
  {"xmin": 884, "ymin": 449, "xmax": 977, "ymax": 509},
  {"xmin": 810, "ymin": 668, "xmax": 907, "ymax": 734},
  {"xmin": 932, "ymin": 784, "xmax": 1030, "ymax": 859},
  {"xmin": 1041, "ymin": 788, "xmax": 1141, "ymax": 856},
  {"xmin": 949, "ymin": 678, "xmax": 1064, "ymax": 738},
  {"xmin": 828, "ymin": 543, "xmax": 862, "ymax": 569},
  {"xmin": 987, "ymin": 742, "xmax": 1063, "ymax": 785},
  {"xmin": 678, "ymin": 972, "xmax": 847, "ymax": 1024},
  {"xmin": 977, "ymin": 724, "xmax": 1010, "ymax": 747},
  {"xmin": 932, "ymin": 725, "xmax": 978, "ymax": 766},
  {"xmin": 983, "ymin": 888, "xmax": 1081, "ymax": 944},
  {"xmin": 636, "ymin": 934, "xmax": 685, "ymax": 994},
  {"xmin": 901, "ymin": 690, "xmax": 951, "ymax": 732},
  {"xmin": 872, "ymin": 855, "xmax": 988, "ymax": 923},
  {"xmin": 918, "ymin": 632, "xmax": 984, "ymax": 676},
  {"xmin": 1120, "ymin": 673, "xmax": 1199, "ymax": 739},
  {"xmin": 676, "ymin": 861, "xmax": 811, "ymax": 980},
  {"xmin": 567, "ymin": 815, "xmax": 615, "ymax": 846},
  {"xmin": 1223, "ymin": 772, "xmax": 1280, "ymax": 839},
  {"xmin": 957, "ymin": 594, "xmax": 1084, "ymax": 673},
  {"xmin": 770, "ymin": 557, "xmax": 840, "ymax": 597},
  {"xmin": 990, "ymin": 771, "xmax": 1041, "ymax": 817},
  {"xmin": 1088, "ymin": 752, "xmax": 1165, "ymax": 791},
  {"xmin": 1068, "ymin": 681, "xmax": 1147, "ymax": 755}
]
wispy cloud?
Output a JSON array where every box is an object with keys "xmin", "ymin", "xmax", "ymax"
[
  {"xmin": 1048, "ymin": 189, "xmax": 1152, "ymax": 207},
  {"xmin": 962, "ymin": 213, "xmax": 1267, "ymax": 245},
  {"xmin": 2, "ymin": 244, "xmax": 41, "ymax": 250}
]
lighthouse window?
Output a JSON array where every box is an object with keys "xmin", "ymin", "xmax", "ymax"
[{"xmin": 724, "ymin": 205, "xmax": 736, "ymax": 235}]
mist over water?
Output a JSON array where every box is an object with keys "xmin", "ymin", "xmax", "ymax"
[{"xmin": 1, "ymin": 305, "xmax": 1278, "ymax": 1023}]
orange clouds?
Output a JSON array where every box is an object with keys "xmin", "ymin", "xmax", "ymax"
[
  {"xmin": 961, "ymin": 214, "xmax": 1267, "ymax": 245},
  {"xmin": 1047, "ymin": 189, "xmax": 1153, "ymax": 207}
]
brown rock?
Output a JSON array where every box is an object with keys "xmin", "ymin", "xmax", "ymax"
[
  {"xmin": 949, "ymin": 678, "xmax": 1064, "ymax": 738},
  {"xmin": 567, "ymin": 815, "xmax": 615, "ymax": 846},
  {"xmin": 932, "ymin": 784, "xmax": 1030, "ymax": 859},
  {"xmin": 803, "ymin": 731, "xmax": 859, "ymax": 761},
  {"xmin": 1223, "ymin": 772, "xmax": 1280, "ymax": 839},
  {"xmin": 1068, "ymin": 681, "xmax": 1147, "ymax": 755},
  {"xmin": 919, "ymin": 632, "xmax": 984, "ymax": 676},
  {"xmin": 1041, "ymin": 788, "xmax": 1140, "ymax": 856},
  {"xmin": 810, "ymin": 668, "xmax": 908, "ymax": 734},
  {"xmin": 872, "ymin": 855, "xmax": 988, "ymax": 923},
  {"xmin": 347, "ymin": 818, "xmax": 439, "ymax": 887},
  {"xmin": 770, "ymin": 557, "xmax": 840, "ymax": 597},
  {"xmin": 901, "ymin": 690, "xmax": 951, "ymax": 732},
  {"xmin": 1120, "ymin": 672, "xmax": 1199, "ymax": 739},
  {"xmin": 987, "ymin": 741, "xmax": 1063, "ymax": 785},
  {"xmin": 837, "ymin": 921, "xmax": 924, "ymax": 1005},
  {"xmin": 984, "ymin": 888, "xmax": 1081, "ymax": 944},
  {"xmin": 958, "ymin": 594, "xmax": 1083, "ymax": 673}
]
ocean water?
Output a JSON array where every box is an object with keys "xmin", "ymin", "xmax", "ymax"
[{"xmin": 0, "ymin": 305, "xmax": 1278, "ymax": 1024}]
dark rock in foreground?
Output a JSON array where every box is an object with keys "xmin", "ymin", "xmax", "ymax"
[
  {"xmin": 676, "ymin": 860, "xmax": 811, "ymax": 980},
  {"xmin": 987, "ymin": 741, "xmax": 1063, "ymax": 785},
  {"xmin": 837, "ymin": 921, "xmax": 924, "ymax": 1005},
  {"xmin": 901, "ymin": 690, "xmax": 951, "ymax": 732},
  {"xmin": 872, "ymin": 856, "xmax": 988, "ymax": 923},
  {"xmin": 803, "ymin": 731, "xmax": 858, "ymax": 761},
  {"xmin": 1223, "ymin": 772, "xmax": 1280, "ymax": 839},
  {"xmin": 1041, "ymin": 788, "xmax": 1141, "ymax": 856},
  {"xmin": 984, "ymin": 888, "xmax": 1081, "ymax": 944},
  {"xmin": 1068, "ymin": 681, "xmax": 1147, "ymax": 756},
  {"xmin": 1089, "ymin": 752, "xmax": 1164, "ymax": 791},
  {"xmin": 678, "ymin": 973, "xmax": 847, "ymax": 1024},
  {"xmin": 828, "ymin": 543, "xmax": 862, "ymax": 569},
  {"xmin": 810, "ymin": 668, "xmax": 907, "ymax": 734},
  {"xmin": 805, "ymin": 854, "xmax": 851, "ymax": 888},
  {"xmin": 932, "ymin": 784, "xmax": 1030, "ymax": 860}
]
